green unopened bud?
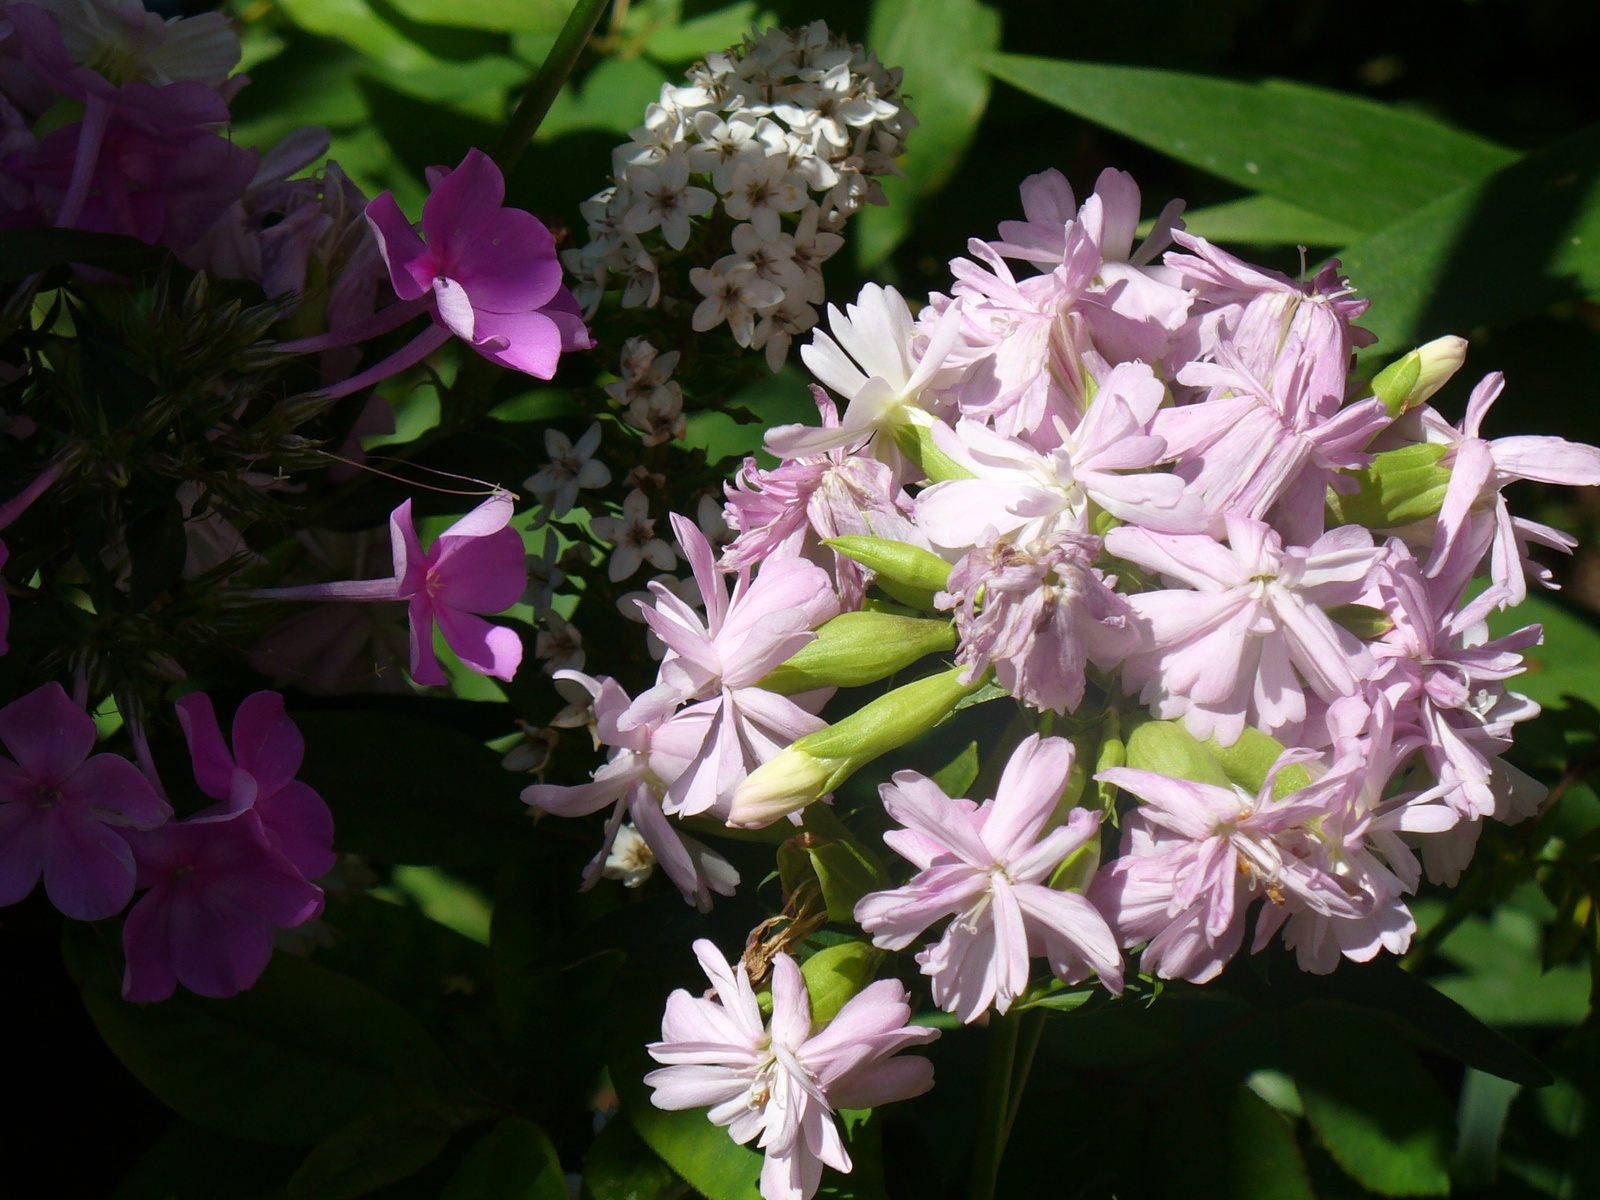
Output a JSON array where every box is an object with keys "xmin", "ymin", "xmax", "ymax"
[
  {"xmin": 729, "ymin": 667, "xmax": 987, "ymax": 827},
  {"xmin": 893, "ymin": 422, "xmax": 975, "ymax": 483},
  {"xmin": 1201, "ymin": 727, "xmax": 1312, "ymax": 798},
  {"xmin": 802, "ymin": 940, "xmax": 885, "ymax": 1025},
  {"xmin": 1325, "ymin": 441, "xmax": 1452, "ymax": 530},
  {"xmin": 826, "ymin": 535, "xmax": 953, "ymax": 610},
  {"xmin": 1093, "ymin": 731, "xmax": 1126, "ymax": 814},
  {"xmin": 1124, "ymin": 719, "xmax": 1230, "ymax": 787},
  {"xmin": 1047, "ymin": 838, "xmax": 1101, "ymax": 892},
  {"xmin": 761, "ymin": 611, "xmax": 957, "ymax": 694},
  {"xmin": 1368, "ymin": 336, "xmax": 1468, "ymax": 417},
  {"xmin": 1324, "ymin": 603, "xmax": 1395, "ymax": 640}
]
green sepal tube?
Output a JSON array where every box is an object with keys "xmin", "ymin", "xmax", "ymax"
[
  {"xmin": 1201, "ymin": 726, "xmax": 1312, "ymax": 798},
  {"xmin": 728, "ymin": 666, "xmax": 989, "ymax": 827},
  {"xmin": 826, "ymin": 536, "xmax": 953, "ymax": 614},
  {"xmin": 1369, "ymin": 350, "xmax": 1422, "ymax": 418},
  {"xmin": 1123, "ymin": 718, "xmax": 1230, "ymax": 787},
  {"xmin": 802, "ymin": 941, "xmax": 885, "ymax": 1025},
  {"xmin": 760, "ymin": 611, "xmax": 957, "ymax": 694},
  {"xmin": 893, "ymin": 421, "xmax": 975, "ymax": 483},
  {"xmin": 1325, "ymin": 441, "xmax": 1452, "ymax": 530}
]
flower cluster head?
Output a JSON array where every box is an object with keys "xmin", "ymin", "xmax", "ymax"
[{"xmin": 562, "ymin": 22, "xmax": 912, "ymax": 369}]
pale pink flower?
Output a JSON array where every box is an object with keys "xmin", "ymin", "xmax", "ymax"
[
  {"xmin": 645, "ymin": 939, "xmax": 937, "ymax": 1200},
  {"xmin": 621, "ymin": 515, "xmax": 839, "ymax": 817},
  {"xmin": 1108, "ymin": 516, "xmax": 1380, "ymax": 746},
  {"xmin": 856, "ymin": 735, "xmax": 1124, "ymax": 1023}
]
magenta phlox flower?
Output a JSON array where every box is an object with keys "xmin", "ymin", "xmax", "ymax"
[
  {"xmin": 620, "ymin": 514, "xmax": 839, "ymax": 818},
  {"xmin": 645, "ymin": 939, "xmax": 937, "ymax": 1200},
  {"xmin": 916, "ymin": 362, "xmax": 1205, "ymax": 554},
  {"xmin": 1093, "ymin": 753, "xmax": 1373, "ymax": 982},
  {"xmin": 173, "ymin": 690, "xmax": 334, "ymax": 881},
  {"xmin": 1157, "ymin": 336, "xmax": 1390, "ymax": 544},
  {"xmin": 723, "ymin": 387, "xmax": 918, "ymax": 609},
  {"xmin": 522, "ymin": 670, "xmax": 739, "ymax": 912},
  {"xmin": 1403, "ymin": 373, "xmax": 1600, "ymax": 606},
  {"xmin": 0, "ymin": 682, "xmax": 166, "ymax": 919},
  {"xmin": 1108, "ymin": 516, "xmax": 1381, "ymax": 746},
  {"xmin": 120, "ymin": 808, "xmax": 322, "ymax": 1001},
  {"xmin": 365, "ymin": 148, "xmax": 592, "ymax": 380},
  {"xmin": 939, "ymin": 529, "xmax": 1138, "ymax": 714},
  {"xmin": 254, "ymin": 492, "xmax": 527, "ymax": 687},
  {"xmin": 856, "ymin": 735, "xmax": 1125, "ymax": 1023}
]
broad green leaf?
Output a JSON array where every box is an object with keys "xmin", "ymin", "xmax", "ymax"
[
  {"xmin": 1339, "ymin": 121, "xmax": 1600, "ymax": 353},
  {"xmin": 645, "ymin": 3, "xmax": 770, "ymax": 62},
  {"xmin": 930, "ymin": 741, "xmax": 979, "ymax": 796},
  {"xmin": 1288, "ymin": 1009, "xmax": 1454, "ymax": 1196},
  {"xmin": 1453, "ymin": 1069, "xmax": 1522, "ymax": 1188},
  {"xmin": 284, "ymin": 1108, "xmax": 452, "ymax": 1200},
  {"xmin": 580, "ymin": 1117, "xmax": 683, "ymax": 1200},
  {"xmin": 0, "ymin": 228, "xmax": 154, "ymax": 283},
  {"xmin": 392, "ymin": 865, "xmax": 494, "ymax": 946},
  {"xmin": 441, "ymin": 1118, "xmax": 568, "ymax": 1200},
  {"xmin": 801, "ymin": 941, "xmax": 884, "ymax": 1024},
  {"xmin": 294, "ymin": 709, "xmax": 537, "ymax": 866},
  {"xmin": 983, "ymin": 53, "xmax": 1516, "ymax": 233},
  {"xmin": 1487, "ymin": 593, "xmax": 1600, "ymax": 711},
  {"xmin": 537, "ymin": 56, "xmax": 673, "ymax": 140},
  {"xmin": 859, "ymin": 0, "xmax": 1001, "ymax": 266},
  {"xmin": 112, "ymin": 1121, "xmax": 299, "ymax": 1200},
  {"xmin": 1227, "ymin": 1086, "xmax": 1316, "ymax": 1200},
  {"xmin": 1427, "ymin": 905, "xmax": 1592, "ymax": 1026},
  {"xmin": 1139, "ymin": 194, "xmax": 1361, "ymax": 246},
  {"xmin": 64, "ymin": 924, "xmax": 462, "ymax": 1146},
  {"xmin": 387, "ymin": 0, "xmax": 573, "ymax": 34}
]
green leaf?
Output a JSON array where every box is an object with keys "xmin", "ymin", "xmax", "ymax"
[
  {"xmin": 1339, "ymin": 121, "xmax": 1600, "ymax": 353},
  {"xmin": 802, "ymin": 941, "xmax": 884, "ymax": 1025},
  {"xmin": 859, "ymin": 0, "xmax": 1001, "ymax": 266},
  {"xmin": 441, "ymin": 1117, "xmax": 568, "ymax": 1200},
  {"xmin": 387, "ymin": 0, "xmax": 574, "ymax": 34},
  {"xmin": 983, "ymin": 54, "xmax": 1516, "ymax": 233},
  {"xmin": 1487, "ymin": 594, "xmax": 1600, "ymax": 711},
  {"xmin": 1227, "ymin": 1086, "xmax": 1316, "ymax": 1200},
  {"xmin": 645, "ymin": 3, "xmax": 770, "ymax": 62},
  {"xmin": 391, "ymin": 865, "xmax": 494, "ymax": 946},
  {"xmin": 112, "ymin": 1121, "xmax": 300, "ymax": 1200},
  {"xmin": 1140, "ymin": 194, "xmax": 1361, "ymax": 247},
  {"xmin": 64, "ymin": 923, "xmax": 463, "ymax": 1146},
  {"xmin": 1290, "ymin": 1009, "xmax": 1453, "ymax": 1196},
  {"xmin": 930, "ymin": 741, "xmax": 979, "ymax": 797},
  {"xmin": 0, "ymin": 227, "xmax": 155, "ymax": 283},
  {"xmin": 537, "ymin": 56, "xmax": 674, "ymax": 140},
  {"xmin": 285, "ymin": 1108, "xmax": 452, "ymax": 1200},
  {"xmin": 579, "ymin": 1116, "xmax": 683, "ymax": 1200},
  {"xmin": 294, "ymin": 709, "xmax": 537, "ymax": 866},
  {"xmin": 1426, "ymin": 904, "xmax": 1593, "ymax": 1027}
]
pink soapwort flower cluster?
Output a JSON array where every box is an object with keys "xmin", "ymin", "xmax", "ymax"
[
  {"xmin": 0, "ymin": 680, "xmax": 330, "ymax": 1001},
  {"xmin": 645, "ymin": 939, "xmax": 936, "ymax": 1200}
]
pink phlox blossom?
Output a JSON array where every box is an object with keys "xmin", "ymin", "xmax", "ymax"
[
  {"xmin": 522, "ymin": 670, "xmax": 739, "ymax": 912},
  {"xmin": 173, "ymin": 690, "xmax": 335, "ymax": 881},
  {"xmin": 1092, "ymin": 752, "xmax": 1373, "ymax": 983},
  {"xmin": 0, "ymin": 681, "xmax": 166, "ymax": 919},
  {"xmin": 939, "ymin": 530, "xmax": 1138, "ymax": 714},
  {"xmin": 723, "ymin": 387, "xmax": 918, "ymax": 609},
  {"xmin": 120, "ymin": 807, "xmax": 323, "ymax": 1001},
  {"xmin": 1159, "ymin": 334, "xmax": 1391, "ymax": 545},
  {"xmin": 365, "ymin": 148, "xmax": 592, "ymax": 379},
  {"xmin": 916, "ymin": 361, "xmax": 1205, "ymax": 554},
  {"xmin": 1108, "ymin": 516, "xmax": 1381, "ymax": 746},
  {"xmin": 855, "ymin": 735, "xmax": 1125, "ymax": 1023},
  {"xmin": 1406, "ymin": 373, "xmax": 1600, "ymax": 606},
  {"xmin": 765, "ymin": 282, "xmax": 963, "ymax": 467},
  {"xmin": 645, "ymin": 939, "xmax": 937, "ymax": 1200},
  {"xmin": 621, "ymin": 515, "xmax": 839, "ymax": 818}
]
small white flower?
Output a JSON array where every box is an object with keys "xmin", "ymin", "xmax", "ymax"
[
  {"xmin": 522, "ymin": 531, "xmax": 566, "ymax": 614},
  {"xmin": 524, "ymin": 423, "xmax": 611, "ymax": 519},
  {"xmin": 750, "ymin": 296, "xmax": 820, "ymax": 372},
  {"xmin": 37, "ymin": 0, "xmax": 240, "ymax": 86},
  {"xmin": 689, "ymin": 263, "xmax": 785, "ymax": 346},
  {"xmin": 621, "ymin": 247, "xmax": 660, "ymax": 309},
  {"xmin": 717, "ymin": 218, "xmax": 807, "ymax": 293},
  {"xmin": 686, "ymin": 112, "xmax": 776, "ymax": 193},
  {"xmin": 535, "ymin": 612, "xmax": 586, "ymax": 675},
  {"xmin": 722, "ymin": 155, "xmax": 807, "ymax": 224},
  {"xmin": 602, "ymin": 823, "xmax": 657, "ymax": 888},
  {"xmin": 622, "ymin": 151, "xmax": 715, "ymax": 251},
  {"xmin": 592, "ymin": 490, "xmax": 677, "ymax": 582}
]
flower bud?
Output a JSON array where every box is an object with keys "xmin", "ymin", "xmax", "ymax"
[
  {"xmin": 1325, "ymin": 441, "xmax": 1452, "ymax": 530},
  {"xmin": 1202, "ymin": 727, "xmax": 1312, "ymax": 798},
  {"xmin": 826, "ymin": 535, "xmax": 953, "ymax": 610},
  {"xmin": 893, "ymin": 421, "xmax": 976, "ymax": 483},
  {"xmin": 1368, "ymin": 336, "xmax": 1468, "ymax": 417},
  {"xmin": 730, "ymin": 667, "xmax": 988, "ymax": 826},
  {"xmin": 761, "ymin": 611, "xmax": 957, "ymax": 693},
  {"xmin": 802, "ymin": 940, "xmax": 885, "ymax": 1025},
  {"xmin": 1123, "ymin": 718, "xmax": 1230, "ymax": 787}
]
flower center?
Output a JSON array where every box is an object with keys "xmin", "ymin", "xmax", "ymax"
[{"xmin": 31, "ymin": 782, "xmax": 63, "ymax": 808}]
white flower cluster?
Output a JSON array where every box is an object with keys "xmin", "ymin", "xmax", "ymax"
[{"xmin": 561, "ymin": 21, "xmax": 915, "ymax": 370}]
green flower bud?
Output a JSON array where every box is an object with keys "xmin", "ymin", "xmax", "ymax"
[
  {"xmin": 1368, "ymin": 335, "xmax": 1468, "ymax": 417},
  {"xmin": 1201, "ymin": 727, "xmax": 1312, "ymax": 798},
  {"xmin": 893, "ymin": 421, "xmax": 975, "ymax": 483},
  {"xmin": 761, "ymin": 611, "xmax": 957, "ymax": 694},
  {"xmin": 1324, "ymin": 602, "xmax": 1395, "ymax": 640},
  {"xmin": 1325, "ymin": 441, "xmax": 1452, "ymax": 530},
  {"xmin": 1124, "ymin": 718, "xmax": 1230, "ymax": 787},
  {"xmin": 826, "ymin": 535, "xmax": 953, "ymax": 610},
  {"xmin": 729, "ymin": 667, "xmax": 988, "ymax": 826},
  {"xmin": 802, "ymin": 940, "xmax": 885, "ymax": 1025}
]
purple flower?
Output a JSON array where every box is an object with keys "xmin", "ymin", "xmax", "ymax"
[
  {"xmin": 254, "ymin": 493, "xmax": 528, "ymax": 687},
  {"xmin": 120, "ymin": 809, "xmax": 323, "ymax": 1001},
  {"xmin": 855, "ymin": 735, "xmax": 1124, "ymax": 1023},
  {"xmin": 620, "ymin": 514, "xmax": 839, "ymax": 818},
  {"xmin": 1107, "ymin": 516, "xmax": 1380, "ymax": 746},
  {"xmin": 939, "ymin": 530, "xmax": 1138, "ymax": 715},
  {"xmin": 365, "ymin": 148, "xmax": 592, "ymax": 379},
  {"xmin": 0, "ymin": 682, "xmax": 166, "ymax": 919},
  {"xmin": 645, "ymin": 939, "xmax": 937, "ymax": 1200},
  {"xmin": 523, "ymin": 671, "xmax": 739, "ymax": 912},
  {"xmin": 173, "ymin": 690, "xmax": 335, "ymax": 880},
  {"xmin": 1093, "ymin": 754, "xmax": 1376, "ymax": 983}
]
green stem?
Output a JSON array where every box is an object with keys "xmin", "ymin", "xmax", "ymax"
[
  {"xmin": 492, "ymin": 0, "xmax": 613, "ymax": 174},
  {"xmin": 967, "ymin": 1010, "xmax": 1021, "ymax": 1200},
  {"xmin": 1000, "ymin": 1008, "xmax": 1047, "ymax": 1149}
]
